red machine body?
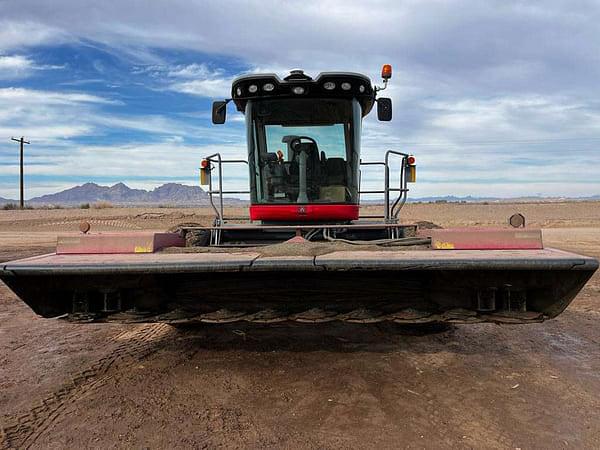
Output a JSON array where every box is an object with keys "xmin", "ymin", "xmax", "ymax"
[{"xmin": 249, "ymin": 204, "xmax": 359, "ymax": 222}]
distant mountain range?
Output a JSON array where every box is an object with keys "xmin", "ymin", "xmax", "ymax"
[
  {"xmin": 0, "ymin": 183, "xmax": 599, "ymax": 206},
  {"xmin": 407, "ymin": 194, "xmax": 600, "ymax": 203},
  {"xmin": 1, "ymin": 182, "xmax": 229, "ymax": 206},
  {"xmin": 38, "ymin": 182, "xmax": 216, "ymax": 205}
]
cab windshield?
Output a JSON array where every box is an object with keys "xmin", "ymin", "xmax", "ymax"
[
  {"xmin": 266, "ymin": 124, "xmax": 347, "ymax": 161},
  {"xmin": 247, "ymin": 98, "xmax": 361, "ymax": 204}
]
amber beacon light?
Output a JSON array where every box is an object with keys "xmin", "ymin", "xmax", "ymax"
[{"xmin": 381, "ymin": 64, "xmax": 392, "ymax": 80}]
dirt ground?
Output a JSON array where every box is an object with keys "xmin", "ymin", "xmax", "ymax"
[{"xmin": 1, "ymin": 202, "xmax": 599, "ymax": 449}]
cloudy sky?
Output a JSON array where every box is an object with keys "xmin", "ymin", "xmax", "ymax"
[{"xmin": 0, "ymin": 0, "xmax": 599, "ymax": 199}]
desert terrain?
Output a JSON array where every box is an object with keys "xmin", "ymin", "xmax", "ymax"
[{"xmin": 1, "ymin": 202, "xmax": 599, "ymax": 449}]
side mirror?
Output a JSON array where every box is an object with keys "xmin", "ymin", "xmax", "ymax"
[
  {"xmin": 377, "ymin": 97, "xmax": 392, "ymax": 121},
  {"xmin": 212, "ymin": 101, "xmax": 227, "ymax": 124}
]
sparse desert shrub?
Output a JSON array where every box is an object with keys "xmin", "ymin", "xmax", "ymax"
[
  {"xmin": 92, "ymin": 201, "xmax": 114, "ymax": 209},
  {"xmin": 80, "ymin": 203, "xmax": 90, "ymax": 209},
  {"xmin": 1, "ymin": 203, "xmax": 34, "ymax": 210}
]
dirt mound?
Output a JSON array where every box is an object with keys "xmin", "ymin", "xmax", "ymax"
[{"xmin": 415, "ymin": 220, "xmax": 443, "ymax": 229}]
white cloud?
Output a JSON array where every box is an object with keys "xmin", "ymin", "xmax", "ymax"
[
  {"xmin": 0, "ymin": 87, "xmax": 125, "ymax": 143},
  {"xmin": 0, "ymin": 53, "xmax": 64, "ymax": 79},
  {"xmin": 1, "ymin": 1, "xmax": 598, "ymax": 80},
  {"xmin": 138, "ymin": 63, "xmax": 234, "ymax": 98},
  {"xmin": 0, "ymin": 87, "xmax": 119, "ymax": 105},
  {"xmin": 0, "ymin": 54, "xmax": 34, "ymax": 78},
  {"xmin": 0, "ymin": 139, "xmax": 247, "ymax": 191},
  {"xmin": 0, "ymin": 87, "xmax": 238, "ymax": 144},
  {"xmin": 423, "ymin": 96, "xmax": 600, "ymax": 141},
  {"xmin": 0, "ymin": 20, "xmax": 68, "ymax": 52},
  {"xmin": 166, "ymin": 63, "xmax": 214, "ymax": 79},
  {"xmin": 169, "ymin": 78, "xmax": 232, "ymax": 98}
]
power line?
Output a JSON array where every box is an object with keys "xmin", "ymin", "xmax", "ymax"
[{"xmin": 10, "ymin": 137, "xmax": 30, "ymax": 209}]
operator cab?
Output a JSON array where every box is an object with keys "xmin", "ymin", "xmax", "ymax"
[{"xmin": 211, "ymin": 68, "xmax": 392, "ymax": 222}]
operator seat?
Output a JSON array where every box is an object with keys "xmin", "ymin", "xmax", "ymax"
[
  {"xmin": 325, "ymin": 158, "xmax": 347, "ymax": 185},
  {"xmin": 318, "ymin": 157, "xmax": 348, "ymax": 202}
]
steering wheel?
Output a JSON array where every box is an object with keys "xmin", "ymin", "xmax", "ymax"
[{"xmin": 289, "ymin": 136, "xmax": 318, "ymax": 161}]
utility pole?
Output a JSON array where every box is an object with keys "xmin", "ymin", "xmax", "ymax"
[{"xmin": 11, "ymin": 137, "xmax": 30, "ymax": 209}]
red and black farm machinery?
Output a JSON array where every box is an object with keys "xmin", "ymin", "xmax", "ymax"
[{"xmin": 0, "ymin": 66, "xmax": 597, "ymax": 324}]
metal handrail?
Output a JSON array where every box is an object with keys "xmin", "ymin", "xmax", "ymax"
[
  {"xmin": 359, "ymin": 150, "xmax": 409, "ymax": 222},
  {"xmin": 203, "ymin": 153, "xmax": 249, "ymax": 225},
  {"xmin": 386, "ymin": 150, "xmax": 410, "ymax": 222},
  {"xmin": 204, "ymin": 150, "xmax": 410, "ymax": 227}
]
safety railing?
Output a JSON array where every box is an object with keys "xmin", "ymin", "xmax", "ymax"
[
  {"xmin": 359, "ymin": 150, "xmax": 410, "ymax": 223},
  {"xmin": 202, "ymin": 153, "xmax": 250, "ymax": 226},
  {"xmin": 202, "ymin": 149, "xmax": 410, "ymax": 226}
]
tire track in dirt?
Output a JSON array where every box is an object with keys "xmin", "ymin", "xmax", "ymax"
[
  {"xmin": 0, "ymin": 323, "xmax": 174, "ymax": 450},
  {"xmin": 31, "ymin": 219, "xmax": 142, "ymax": 230}
]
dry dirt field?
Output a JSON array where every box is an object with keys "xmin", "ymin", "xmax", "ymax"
[{"xmin": 1, "ymin": 202, "xmax": 599, "ymax": 449}]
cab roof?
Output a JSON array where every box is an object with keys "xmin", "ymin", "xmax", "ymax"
[{"xmin": 231, "ymin": 70, "xmax": 375, "ymax": 117}]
